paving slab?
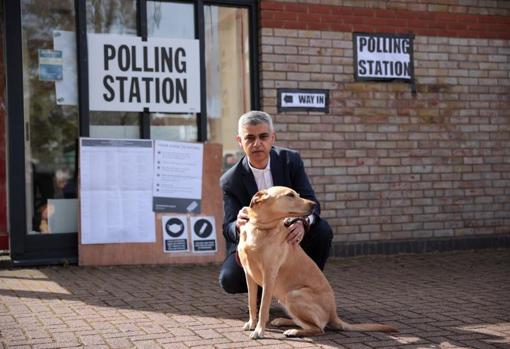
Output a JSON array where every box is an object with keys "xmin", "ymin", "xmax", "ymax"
[{"xmin": 0, "ymin": 250, "xmax": 509, "ymax": 348}]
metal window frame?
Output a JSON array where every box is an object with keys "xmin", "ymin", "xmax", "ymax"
[
  {"xmin": 3, "ymin": 0, "xmax": 259, "ymax": 265},
  {"xmin": 5, "ymin": 0, "xmax": 78, "ymax": 265},
  {"xmin": 75, "ymin": 0, "xmax": 259, "ymax": 142}
]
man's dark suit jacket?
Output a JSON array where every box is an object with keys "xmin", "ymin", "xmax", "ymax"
[{"xmin": 220, "ymin": 146, "xmax": 321, "ymax": 255}]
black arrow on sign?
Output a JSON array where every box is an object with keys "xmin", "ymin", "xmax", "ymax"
[{"xmin": 284, "ymin": 95, "xmax": 293, "ymax": 103}]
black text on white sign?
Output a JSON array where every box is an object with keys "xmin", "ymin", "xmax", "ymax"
[
  {"xmin": 88, "ymin": 33, "xmax": 200, "ymax": 113},
  {"xmin": 277, "ymin": 89, "xmax": 329, "ymax": 113},
  {"xmin": 353, "ymin": 33, "xmax": 414, "ymax": 81}
]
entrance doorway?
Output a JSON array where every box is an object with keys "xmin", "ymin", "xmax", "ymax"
[{"xmin": 4, "ymin": 0, "xmax": 258, "ymax": 265}]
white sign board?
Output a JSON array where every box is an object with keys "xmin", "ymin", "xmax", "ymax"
[
  {"xmin": 354, "ymin": 33, "xmax": 414, "ymax": 81},
  {"xmin": 153, "ymin": 140, "xmax": 203, "ymax": 213},
  {"xmin": 79, "ymin": 138, "xmax": 155, "ymax": 244},
  {"xmin": 278, "ymin": 89, "xmax": 329, "ymax": 112},
  {"xmin": 88, "ymin": 33, "xmax": 200, "ymax": 113}
]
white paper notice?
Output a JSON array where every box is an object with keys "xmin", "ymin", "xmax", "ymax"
[
  {"xmin": 80, "ymin": 138, "xmax": 155, "ymax": 244},
  {"xmin": 153, "ymin": 141, "xmax": 203, "ymax": 213},
  {"xmin": 53, "ymin": 30, "xmax": 78, "ymax": 105}
]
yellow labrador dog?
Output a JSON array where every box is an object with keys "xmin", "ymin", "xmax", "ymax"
[{"xmin": 237, "ymin": 186, "xmax": 397, "ymax": 339}]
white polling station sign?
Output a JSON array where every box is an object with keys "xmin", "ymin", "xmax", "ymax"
[
  {"xmin": 353, "ymin": 32, "xmax": 414, "ymax": 81},
  {"xmin": 88, "ymin": 33, "xmax": 200, "ymax": 113}
]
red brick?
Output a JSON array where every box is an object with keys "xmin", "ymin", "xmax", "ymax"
[
  {"xmin": 307, "ymin": 4, "xmax": 333, "ymax": 14},
  {"xmin": 260, "ymin": 1, "xmax": 285, "ymax": 11},
  {"xmin": 259, "ymin": 3, "xmax": 510, "ymax": 39},
  {"xmin": 283, "ymin": 3, "xmax": 307, "ymax": 13}
]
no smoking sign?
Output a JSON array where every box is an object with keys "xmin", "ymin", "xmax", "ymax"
[{"xmin": 190, "ymin": 216, "xmax": 217, "ymax": 253}]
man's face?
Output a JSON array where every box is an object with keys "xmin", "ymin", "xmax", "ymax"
[{"xmin": 237, "ymin": 122, "xmax": 275, "ymax": 169}]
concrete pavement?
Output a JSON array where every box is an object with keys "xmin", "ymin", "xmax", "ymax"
[{"xmin": 0, "ymin": 249, "xmax": 509, "ymax": 348}]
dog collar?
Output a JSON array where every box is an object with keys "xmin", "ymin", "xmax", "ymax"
[{"xmin": 284, "ymin": 217, "xmax": 310, "ymax": 232}]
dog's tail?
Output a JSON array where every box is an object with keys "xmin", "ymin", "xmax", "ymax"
[{"xmin": 328, "ymin": 316, "xmax": 397, "ymax": 333}]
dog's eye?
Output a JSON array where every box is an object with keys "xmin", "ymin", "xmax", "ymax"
[{"xmin": 286, "ymin": 192, "xmax": 295, "ymax": 198}]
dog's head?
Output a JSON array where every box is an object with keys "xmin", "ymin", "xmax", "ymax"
[{"xmin": 248, "ymin": 186, "xmax": 315, "ymax": 223}]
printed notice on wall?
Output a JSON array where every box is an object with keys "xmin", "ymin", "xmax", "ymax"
[
  {"xmin": 87, "ymin": 33, "xmax": 200, "ymax": 113},
  {"xmin": 79, "ymin": 138, "xmax": 155, "ymax": 244},
  {"xmin": 353, "ymin": 33, "xmax": 414, "ymax": 81},
  {"xmin": 153, "ymin": 140, "xmax": 203, "ymax": 213}
]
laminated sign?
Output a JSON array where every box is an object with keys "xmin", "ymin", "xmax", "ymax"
[
  {"xmin": 162, "ymin": 215, "xmax": 189, "ymax": 253},
  {"xmin": 39, "ymin": 49, "xmax": 63, "ymax": 81},
  {"xmin": 277, "ymin": 89, "xmax": 329, "ymax": 113},
  {"xmin": 353, "ymin": 33, "xmax": 415, "ymax": 82},
  {"xmin": 190, "ymin": 216, "xmax": 217, "ymax": 253},
  {"xmin": 88, "ymin": 33, "xmax": 200, "ymax": 113}
]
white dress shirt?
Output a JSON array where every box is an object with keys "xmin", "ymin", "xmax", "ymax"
[{"xmin": 248, "ymin": 158, "xmax": 273, "ymax": 190}]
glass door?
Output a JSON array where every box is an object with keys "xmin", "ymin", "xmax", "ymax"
[
  {"xmin": 86, "ymin": 0, "xmax": 140, "ymax": 139},
  {"xmin": 5, "ymin": 0, "xmax": 258, "ymax": 265},
  {"xmin": 146, "ymin": 1, "xmax": 198, "ymax": 141},
  {"xmin": 6, "ymin": 0, "xmax": 80, "ymax": 264}
]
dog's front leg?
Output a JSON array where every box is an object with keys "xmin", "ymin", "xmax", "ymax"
[
  {"xmin": 243, "ymin": 273, "xmax": 258, "ymax": 332},
  {"xmin": 250, "ymin": 273, "xmax": 276, "ymax": 339}
]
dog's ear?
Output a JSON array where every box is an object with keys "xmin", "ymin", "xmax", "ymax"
[{"xmin": 249, "ymin": 191, "xmax": 266, "ymax": 208}]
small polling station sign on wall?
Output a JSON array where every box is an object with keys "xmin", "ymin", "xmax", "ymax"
[
  {"xmin": 277, "ymin": 89, "xmax": 329, "ymax": 113},
  {"xmin": 353, "ymin": 33, "xmax": 415, "ymax": 83},
  {"xmin": 88, "ymin": 33, "xmax": 200, "ymax": 113}
]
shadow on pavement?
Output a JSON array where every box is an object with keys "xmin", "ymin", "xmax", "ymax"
[{"xmin": 0, "ymin": 250, "xmax": 509, "ymax": 348}]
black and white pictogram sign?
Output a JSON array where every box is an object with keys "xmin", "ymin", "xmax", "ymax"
[
  {"xmin": 162, "ymin": 215, "xmax": 189, "ymax": 253},
  {"xmin": 277, "ymin": 89, "xmax": 329, "ymax": 113},
  {"xmin": 190, "ymin": 216, "xmax": 217, "ymax": 253}
]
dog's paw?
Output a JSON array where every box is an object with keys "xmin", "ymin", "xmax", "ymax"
[
  {"xmin": 243, "ymin": 320, "xmax": 256, "ymax": 331},
  {"xmin": 283, "ymin": 329, "xmax": 300, "ymax": 337},
  {"xmin": 249, "ymin": 327, "xmax": 265, "ymax": 339},
  {"xmin": 270, "ymin": 317, "xmax": 292, "ymax": 327}
]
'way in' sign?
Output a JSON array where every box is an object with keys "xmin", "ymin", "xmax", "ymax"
[{"xmin": 281, "ymin": 93, "xmax": 326, "ymax": 107}]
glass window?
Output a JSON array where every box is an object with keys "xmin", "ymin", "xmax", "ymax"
[
  {"xmin": 147, "ymin": 1, "xmax": 197, "ymax": 142},
  {"xmin": 21, "ymin": 0, "xmax": 79, "ymax": 234},
  {"xmin": 204, "ymin": 5, "xmax": 251, "ymax": 172},
  {"xmin": 147, "ymin": 1, "xmax": 194, "ymax": 39},
  {"xmin": 86, "ymin": 0, "xmax": 139, "ymax": 139}
]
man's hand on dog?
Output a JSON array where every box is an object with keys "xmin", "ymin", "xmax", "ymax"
[
  {"xmin": 237, "ymin": 207, "xmax": 305, "ymax": 245},
  {"xmin": 286, "ymin": 220, "xmax": 306, "ymax": 245},
  {"xmin": 236, "ymin": 207, "xmax": 250, "ymax": 234}
]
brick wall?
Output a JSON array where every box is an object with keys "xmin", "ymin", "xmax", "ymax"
[{"xmin": 259, "ymin": 0, "xmax": 510, "ymax": 246}]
